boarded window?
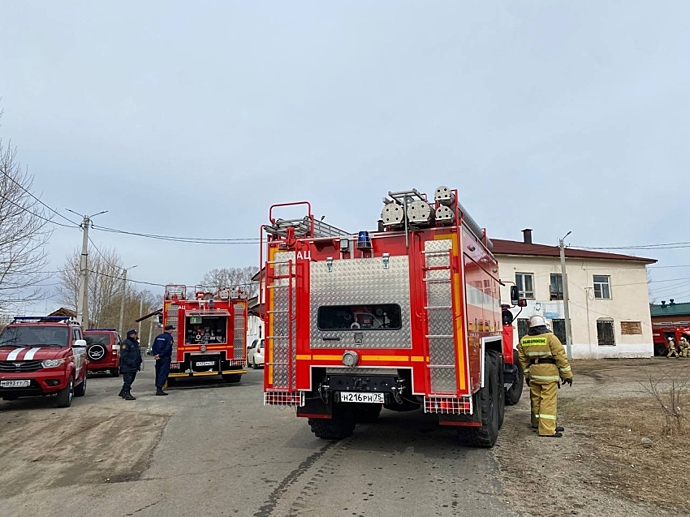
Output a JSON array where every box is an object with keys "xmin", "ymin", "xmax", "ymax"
[
  {"xmin": 597, "ymin": 319, "xmax": 615, "ymax": 346},
  {"xmin": 621, "ymin": 321, "xmax": 642, "ymax": 335},
  {"xmin": 552, "ymin": 319, "xmax": 567, "ymax": 344},
  {"xmin": 517, "ymin": 318, "xmax": 530, "ymax": 340}
]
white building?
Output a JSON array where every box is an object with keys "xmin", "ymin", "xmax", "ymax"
[{"xmin": 495, "ymin": 230, "xmax": 656, "ymax": 359}]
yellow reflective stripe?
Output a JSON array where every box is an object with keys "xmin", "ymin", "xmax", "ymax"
[
  {"xmin": 525, "ymin": 351, "xmax": 552, "ymax": 357},
  {"xmin": 538, "ymin": 414, "xmax": 557, "ymax": 420},
  {"xmin": 559, "ymin": 366, "xmax": 571, "ymax": 373},
  {"xmin": 521, "ymin": 337, "xmax": 548, "ymax": 347},
  {"xmin": 530, "ymin": 375, "xmax": 560, "ymax": 381},
  {"xmin": 524, "ymin": 367, "xmax": 530, "ymax": 374}
]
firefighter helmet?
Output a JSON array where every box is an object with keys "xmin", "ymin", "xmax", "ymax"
[{"xmin": 529, "ymin": 315, "xmax": 546, "ymax": 328}]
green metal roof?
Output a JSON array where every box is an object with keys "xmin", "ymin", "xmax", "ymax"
[{"xmin": 650, "ymin": 302, "xmax": 690, "ymax": 318}]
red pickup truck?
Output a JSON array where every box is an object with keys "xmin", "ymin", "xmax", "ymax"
[{"xmin": 0, "ymin": 316, "xmax": 88, "ymax": 407}]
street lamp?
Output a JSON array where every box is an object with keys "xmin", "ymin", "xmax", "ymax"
[{"xmin": 559, "ymin": 232, "xmax": 573, "ymax": 359}]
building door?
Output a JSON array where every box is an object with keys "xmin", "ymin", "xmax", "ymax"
[{"xmin": 552, "ymin": 319, "xmax": 567, "ymax": 345}]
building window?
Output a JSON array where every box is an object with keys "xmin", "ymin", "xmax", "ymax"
[
  {"xmin": 597, "ymin": 318, "xmax": 615, "ymax": 346},
  {"xmin": 515, "ymin": 273, "xmax": 535, "ymax": 299},
  {"xmin": 517, "ymin": 318, "xmax": 530, "ymax": 339},
  {"xmin": 551, "ymin": 318, "xmax": 567, "ymax": 344},
  {"xmin": 550, "ymin": 274, "xmax": 563, "ymax": 301},
  {"xmin": 593, "ymin": 275, "xmax": 611, "ymax": 299}
]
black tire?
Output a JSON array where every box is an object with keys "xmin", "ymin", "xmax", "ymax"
[
  {"xmin": 222, "ymin": 374, "xmax": 242, "ymax": 383},
  {"xmin": 110, "ymin": 368, "xmax": 120, "ymax": 378},
  {"xmin": 505, "ymin": 350, "xmax": 524, "ymax": 406},
  {"xmin": 457, "ymin": 350, "xmax": 499, "ymax": 448},
  {"xmin": 353, "ymin": 403, "xmax": 382, "ymax": 423},
  {"xmin": 74, "ymin": 374, "xmax": 87, "ymax": 397},
  {"xmin": 309, "ymin": 413, "xmax": 356, "ymax": 440},
  {"xmin": 56, "ymin": 377, "xmax": 74, "ymax": 408},
  {"xmin": 250, "ymin": 357, "xmax": 256, "ymax": 369},
  {"xmin": 496, "ymin": 353, "xmax": 505, "ymax": 429}
]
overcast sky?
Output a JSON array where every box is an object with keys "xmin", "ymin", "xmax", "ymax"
[{"xmin": 1, "ymin": 1, "xmax": 689, "ymax": 312}]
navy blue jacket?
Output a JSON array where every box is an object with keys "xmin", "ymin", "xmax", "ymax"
[
  {"xmin": 152, "ymin": 331, "xmax": 174, "ymax": 360},
  {"xmin": 120, "ymin": 338, "xmax": 142, "ymax": 373}
]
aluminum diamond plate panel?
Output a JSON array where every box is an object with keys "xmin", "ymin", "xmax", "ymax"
[
  {"xmin": 425, "ymin": 239, "xmax": 457, "ymax": 393},
  {"xmin": 271, "ymin": 251, "xmax": 296, "ymax": 388},
  {"xmin": 310, "ymin": 256, "xmax": 412, "ymax": 349}
]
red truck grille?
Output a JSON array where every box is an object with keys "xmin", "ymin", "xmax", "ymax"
[{"xmin": 0, "ymin": 360, "xmax": 42, "ymax": 372}]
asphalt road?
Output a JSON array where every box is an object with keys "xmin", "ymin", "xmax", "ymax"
[{"xmin": 0, "ymin": 358, "xmax": 516, "ymax": 517}]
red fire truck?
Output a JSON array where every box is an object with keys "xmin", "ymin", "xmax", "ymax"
[
  {"xmin": 163, "ymin": 284, "xmax": 249, "ymax": 384},
  {"xmin": 652, "ymin": 323, "xmax": 690, "ymax": 356},
  {"xmin": 260, "ymin": 186, "xmax": 524, "ymax": 448}
]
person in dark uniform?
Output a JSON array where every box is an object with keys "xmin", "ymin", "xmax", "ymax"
[
  {"xmin": 118, "ymin": 329, "xmax": 142, "ymax": 401},
  {"xmin": 152, "ymin": 325, "xmax": 174, "ymax": 396}
]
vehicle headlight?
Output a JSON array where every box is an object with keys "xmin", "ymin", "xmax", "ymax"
[{"xmin": 42, "ymin": 359, "xmax": 65, "ymax": 369}]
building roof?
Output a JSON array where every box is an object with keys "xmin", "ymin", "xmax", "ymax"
[
  {"xmin": 650, "ymin": 302, "xmax": 690, "ymax": 318},
  {"xmin": 491, "ymin": 239, "xmax": 656, "ymax": 264},
  {"xmin": 48, "ymin": 307, "xmax": 77, "ymax": 318}
]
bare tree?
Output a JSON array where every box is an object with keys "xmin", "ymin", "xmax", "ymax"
[
  {"xmin": 201, "ymin": 267, "xmax": 257, "ymax": 295},
  {"xmin": 56, "ymin": 247, "xmax": 160, "ymax": 336},
  {"xmin": 56, "ymin": 247, "xmax": 124, "ymax": 326},
  {"xmin": 0, "ymin": 116, "xmax": 52, "ymax": 312}
]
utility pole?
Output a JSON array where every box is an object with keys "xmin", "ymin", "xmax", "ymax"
[
  {"xmin": 69, "ymin": 209, "xmax": 107, "ymax": 328},
  {"xmin": 76, "ymin": 216, "xmax": 90, "ymax": 327},
  {"xmin": 118, "ymin": 264, "xmax": 137, "ymax": 333},
  {"xmin": 559, "ymin": 231, "xmax": 574, "ymax": 360},
  {"xmin": 137, "ymin": 296, "xmax": 144, "ymax": 336}
]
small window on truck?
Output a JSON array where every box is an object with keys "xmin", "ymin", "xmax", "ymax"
[{"xmin": 317, "ymin": 304, "xmax": 402, "ymax": 331}]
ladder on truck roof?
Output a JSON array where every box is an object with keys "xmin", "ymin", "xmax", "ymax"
[{"xmin": 265, "ymin": 216, "xmax": 350, "ymax": 239}]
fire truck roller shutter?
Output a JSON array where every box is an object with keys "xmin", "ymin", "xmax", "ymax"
[{"xmin": 309, "ymin": 256, "xmax": 412, "ymax": 349}]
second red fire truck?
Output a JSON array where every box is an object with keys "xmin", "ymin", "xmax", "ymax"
[
  {"xmin": 162, "ymin": 284, "xmax": 249, "ymax": 384},
  {"xmin": 260, "ymin": 186, "xmax": 524, "ymax": 448}
]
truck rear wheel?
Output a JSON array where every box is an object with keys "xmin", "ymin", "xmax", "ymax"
[
  {"xmin": 505, "ymin": 349, "xmax": 523, "ymax": 406},
  {"xmin": 110, "ymin": 368, "xmax": 120, "ymax": 378},
  {"xmin": 308, "ymin": 407, "xmax": 356, "ymax": 440},
  {"xmin": 457, "ymin": 350, "xmax": 499, "ymax": 448},
  {"xmin": 353, "ymin": 403, "xmax": 382, "ymax": 423}
]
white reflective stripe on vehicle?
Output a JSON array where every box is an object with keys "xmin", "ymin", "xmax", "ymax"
[
  {"xmin": 23, "ymin": 347, "xmax": 42, "ymax": 360},
  {"xmin": 112, "ymin": 345, "xmax": 120, "ymax": 350},
  {"xmin": 7, "ymin": 348, "xmax": 23, "ymax": 360}
]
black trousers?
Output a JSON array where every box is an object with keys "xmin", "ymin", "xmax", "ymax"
[{"xmin": 122, "ymin": 371, "xmax": 137, "ymax": 392}]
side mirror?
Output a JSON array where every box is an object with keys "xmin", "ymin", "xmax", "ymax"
[
  {"xmin": 510, "ymin": 286, "xmax": 520, "ymax": 305},
  {"xmin": 74, "ymin": 339, "xmax": 87, "ymax": 348}
]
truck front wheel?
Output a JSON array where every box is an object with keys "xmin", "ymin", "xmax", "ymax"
[
  {"xmin": 56, "ymin": 376, "xmax": 74, "ymax": 408},
  {"xmin": 505, "ymin": 350, "xmax": 524, "ymax": 406}
]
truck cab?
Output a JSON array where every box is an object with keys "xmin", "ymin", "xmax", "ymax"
[{"xmin": 0, "ymin": 316, "xmax": 88, "ymax": 407}]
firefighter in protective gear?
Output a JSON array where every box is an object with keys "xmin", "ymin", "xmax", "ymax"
[
  {"xmin": 667, "ymin": 337, "xmax": 679, "ymax": 358},
  {"xmin": 517, "ymin": 315, "xmax": 573, "ymax": 438},
  {"xmin": 679, "ymin": 337, "xmax": 689, "ymax": 358}
]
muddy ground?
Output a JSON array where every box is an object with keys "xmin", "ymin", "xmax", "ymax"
[{"xmin": 496, "ymin": 358, "xmax": 690, "ymax": 517}]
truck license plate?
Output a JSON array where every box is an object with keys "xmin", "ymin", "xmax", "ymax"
[
  {"xmin": 339, "ymin": 392, "xmax": 384, "ymax": 404},
  {"xmin": 0, "ymin": 380, "xmax": 31, "ymax": 388},
  {"xmin": 196, "ymin": 361, "xmax": 215, "ymax": 367}
]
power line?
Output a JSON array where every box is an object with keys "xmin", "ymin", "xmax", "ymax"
[
  {"xmin": 0, "ymin": 191, "xmax": 76, "ymax": 229},
  {"xmin": 88, "ymin": 269, "xmax": 256, "ymax": 289},
  {"xmin": 649, "ymin": 264, "xmax": 690, "ymax": 269},
  {"xmin": 91, "ymin": 224, "xmax": 259, "ymax": 244},
  {"xmin": 1, "ymin": 170, "xmax": 81, "ymax": 227},
  {"xmin": 577, "ymin": 241, "xmax": 690, "ymax": 251}
]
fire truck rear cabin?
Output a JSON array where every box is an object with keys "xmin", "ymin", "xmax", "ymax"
[
  {"xmin": 262, "ymin": 186, "xmax": 522, "ymax": 447},
  {"xmin": 163, "ymin": 284, "xmax": 248, "ymax": 384}
]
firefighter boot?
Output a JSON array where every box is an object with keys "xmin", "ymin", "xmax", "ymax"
[
  {"xmin": 124, "ymin": 391, "xmax": 136, "ymax": 401},
  {"xmin": 155, "ymin": 388, "xmax": 168, "ymax": 396}
]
